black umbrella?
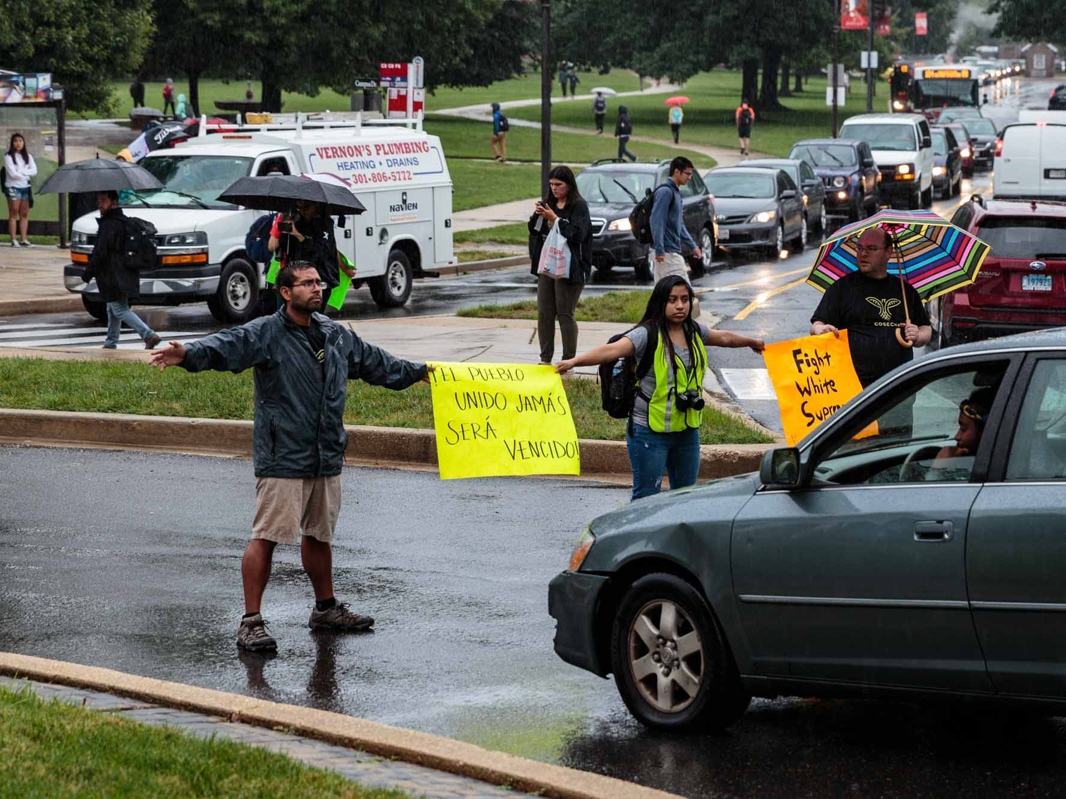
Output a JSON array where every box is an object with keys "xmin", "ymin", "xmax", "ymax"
[
  {"xmin": 37, "ymin": 158, "xmax": 164, "ymax": 194},
  {"xmin": 218, "ymin": 175, "xmax": 366, "ymax": 215}
]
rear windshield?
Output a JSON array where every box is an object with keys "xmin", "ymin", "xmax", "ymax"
[
  {"xmin": 840, "ymin": 123, "xmax": 917, "ymax": 152},
  {"xmin": 576, "ymin": 171, "xmax": 657, "ymax": 204},
  {"xmin": 705, "ymin": 173, "xmax": 776, "ymax": 199},
  {"xmin": 788, "ymin": 144, "xmax": 858, "ymax": 167},
  {"xmin": 977, "ymin": 217, "xmax": 1066, "ymax": 259},
  {"xmin": 965, "ymin": 118, "xmax": 997, "ymax": 136}
]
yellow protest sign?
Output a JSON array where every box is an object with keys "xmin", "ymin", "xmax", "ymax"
[
  {"xmin": 762, "ymin": 331, "xmax": 876, "ymax": 446},
  {"xmin": 428, "ymin": 362, "xmax": 580, "ymax": 479}
]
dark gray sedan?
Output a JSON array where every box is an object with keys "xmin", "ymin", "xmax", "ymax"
[
  {"xmin": 550, "ymin": 330, "xmax": 1066, "ymax": 731},
  {"xmin": 740, "ymin": 157, "xmax": 828, "ymax": 235}
]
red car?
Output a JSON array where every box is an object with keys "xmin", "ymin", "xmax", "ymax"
[{"xmin": 940, "ymin": 197, "xmax": 1066, "ymax": 345}]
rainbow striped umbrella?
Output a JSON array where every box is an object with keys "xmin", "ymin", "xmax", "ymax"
[{"xmin": 807, "ymin": 209, "xmax": 991, "ymax": 301}]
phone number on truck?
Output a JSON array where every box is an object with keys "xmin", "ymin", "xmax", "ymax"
[{"xmin": 349, "ymin": 170, "xmax": 414, "ymax": 185}]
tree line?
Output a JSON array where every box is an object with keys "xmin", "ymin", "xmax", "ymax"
[{"xmin": 0, "ymin": 0, "xmax": 960, "ymax": 116}]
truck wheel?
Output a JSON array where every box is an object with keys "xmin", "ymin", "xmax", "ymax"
[
  {"xmin": 81, "ymin": 295, "xmax": 107, "ymax": 322},
  {"xmin": 212, "ymin": 257, "xmax": 258, "ymax": 323},
  {"xmin": 369, "ymin": 248, "xmax": 413, "ymax": 308}
]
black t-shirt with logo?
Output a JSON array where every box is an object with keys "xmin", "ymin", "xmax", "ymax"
[
  {"xmin": 302, "ymin": 322, "xmax": 326, "ymax": 373},
  {"xmin": 811, "ymin": 271, "xmax": 930, "ymax": 387}
]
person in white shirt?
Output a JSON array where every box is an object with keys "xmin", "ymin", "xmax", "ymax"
[{"xmin": 4, "ymin": 133, "xmax": 37, "ymax": 247}]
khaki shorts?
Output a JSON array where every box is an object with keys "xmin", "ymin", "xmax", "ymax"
[
  {"xmin": 651, "ymin": 252, "xmax": 700, "ymax": 318},
  {"xmin": 252, "ymin": 476, "xmax": 341, "ymax": 545}
]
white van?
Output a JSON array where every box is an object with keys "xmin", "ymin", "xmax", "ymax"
[
  {"xmin": 65, "ymin": 116, "xmax": 455, "ymax": 322},
  {"xmin": 993, "ymin": 121, "xmax": 1066, "ymax": 200},
  {"xmin": 838, "ymin": 113, "xmax": 934, "ymax": 210}
]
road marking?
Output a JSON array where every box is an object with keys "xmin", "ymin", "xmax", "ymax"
[
  {"xmin": 0, "ymin": 324, "xmax": 205, "ymax": 349},
  {"xmin": 720, "ymin": 368, "xmax": 778, "ymax": 401},
  {"xmin": 695, "ymin": 266, "xmax": 809, "ymax": 294},
  {"xmin": 733, "ymin": 276, "xmax": 810, "ymax": 321}
]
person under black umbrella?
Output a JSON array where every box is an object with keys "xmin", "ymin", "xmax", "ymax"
[{"xmin": 267, "ymin": 200, "xmax": 352, "ymax": 311}]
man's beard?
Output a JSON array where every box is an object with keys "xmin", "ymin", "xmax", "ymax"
[{"xmin": 290, "ymin": 294, "xmax": 323, "ymax": 314}]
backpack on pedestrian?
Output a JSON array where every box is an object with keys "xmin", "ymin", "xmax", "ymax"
[
  {"xmin": 739, "ymin": 107, "xmax": 753, "ymax": 127},
  {"xmin": 497, "ymin": 114, "xmax": 510, "ymax": 133},
  {"xmin": 600, "ymin": 323, "xmax": 656, "ymax": 418},
  {"xmin": 245, "ymin": 212, "xmax": 275, "ymax": 265},
  {"xmin": 121, "ymin": 217, "xmax": 158, "ymax": 272},
  {"xmin": 629, "ymin": 183, "xmax": 673, "ymax": 246}
]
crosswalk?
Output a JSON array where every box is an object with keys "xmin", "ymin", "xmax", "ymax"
[{"xmin": 0, "ymin": 320, "xmax": 206, "ymax": 350}]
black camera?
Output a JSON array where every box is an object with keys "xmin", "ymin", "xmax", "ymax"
[
  {"xmin": 675, "ymin": 390, "xmax": 705, "ymax": 412},
  {"xmin": 277, "ymin": 220, "xmax": 293, "ymax": 233}
]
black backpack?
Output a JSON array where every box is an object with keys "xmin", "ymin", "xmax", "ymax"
[
  {"xmin": 739, "ymin": 108, "xmax": 753, "ymax": 127},
  {"xmin": 498, "ymin": 113, "xmax": 510, "ymax": 133},
  {"xmin": 600, "ymin": 323, "xmax": 656, "ymax": 419},
  {"xmin": 245, "ymin": 212, "xmax": 275, "ymax": 265},
  {"xmin": 629, "ymin": 184, "xmax": 669, "ymax": 246},
  {"xmin": 121, "ymin": 216, "xmax": 158, "ymax": 272}
]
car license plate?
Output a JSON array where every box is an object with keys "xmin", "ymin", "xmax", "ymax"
[
  {"xmin": 719, "ymin": 228, "xmax": 730, "ymax": 241},
  {"xmin": 1049, "ymin": 169, "xmax": 1066, "ymax": 180},
  {"xmin": 1023, "ymin": 274, "xmax": 1053, "ymax": 291}
]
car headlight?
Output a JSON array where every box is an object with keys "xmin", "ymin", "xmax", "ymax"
[
  {"xmin": 568, "ymin": 526, "xmax": 595, "ymax": 572},
  {"xmin": 751, "ymin": 210, "xmax": 776, "ymax": 224},
  {"xmin": 896, "ymin": 164, "xmax": 913, "ymax": 175},
  {"xmin": 961, "ymin": 147, "xmax": 972, "ymax": 158},
  {"xmin": 832, "ymin": 176, "xmax": 847, "ymax": 188},
  {"xmin": 837, "ymin": 190, "xmax": 848, "ymax": 200},
  {"xmin": 607, "ymin": 218, "xmax": 631, "ymax": 232},
  {"xmin": 71, "ymin": 231, "xmax": 88, "ymax": 245},
  {"xmin": 163, "ymin": 231, "xmax": 208, "ymax": 246},
  {"xmin": 892, "ymin": 100, "xmax": 905, "ymax": 111},
  {"xmin": 932, "ymin": 166, "xmax": 946, "ymax": 176},
  {"xmin": 715, "ymin": 213, "xmax": 727, "ymax": 222}
]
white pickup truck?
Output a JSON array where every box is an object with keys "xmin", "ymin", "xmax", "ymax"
[{"xmin": 65, "ymin": 116, "xmax": 455, "ymax": 322}]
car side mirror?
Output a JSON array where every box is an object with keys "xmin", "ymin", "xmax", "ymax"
[
  {"xmin": 922, "ymin": 136, "xmax": 932, "ymax": 149},
  {"xmin": 781, "ymin": 189, "xmax": 797, "ymax": 199},
  {"xmin": 760, "ymin": 448, "xmax": 802, "ymax": 488}
]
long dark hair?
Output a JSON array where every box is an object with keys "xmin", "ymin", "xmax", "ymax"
[
  {"xmin": 7, "ymin": 133, "xmax": 29, "ymax": 165},
  {"xmin": 637, "ymin": 275, "xmax": 705, "ymax": 379},
  {"xmin": 542, "ymin": 165, "xmax": 582, "ymax": 207}
]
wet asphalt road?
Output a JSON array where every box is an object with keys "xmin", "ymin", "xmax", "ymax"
[{"xmin": 6, "ymin": 445, "xmax": 1066, "ymax": 799}]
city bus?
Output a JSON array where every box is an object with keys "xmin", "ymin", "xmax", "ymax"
[{"xmin": 889, "ymin": 64, "xmax": 980, "ymax": 121}]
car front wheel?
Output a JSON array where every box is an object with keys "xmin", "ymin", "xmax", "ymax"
[
  {"xmin": 211, "ymin": 257, "xmax": 258, "ymax": 323},
  {"xmin": 369, "ymin": 248, "xmax": 414, "ymax": 308},
  {"xmin": 81, "ymin": 295, "xmax": 107, "ymax": 322},
  {"xmin": 611, "ymin": 573, "xmax": 750, "ymax": 731}
]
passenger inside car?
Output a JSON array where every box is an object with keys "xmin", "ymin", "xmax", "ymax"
[{"xmin": 925, "ymin": 387, "xmax": 995, "ymax": 480}]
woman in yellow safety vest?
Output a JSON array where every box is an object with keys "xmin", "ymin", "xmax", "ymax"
[{"xmin": 555, "ymin": 275, "xmax": 765, "ymax": 501}]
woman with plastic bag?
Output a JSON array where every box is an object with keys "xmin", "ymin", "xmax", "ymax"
[{"xmin": 528, "ymin": 166, "xmax": 592, "ymax": 365}]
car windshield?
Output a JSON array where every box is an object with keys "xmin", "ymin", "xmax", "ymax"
[
  {"xmin": 965, "ymin": 118, "xmax": 997, "ymax": 136},
  {"xmin": 788, "ymin": 144, "xmax": 857, "ymax": 167},
  {"xmin": 977, "ymin": 217, "xmax": 1066, "ymax": 259},
  {"xmin": 705, "ymin": 173, "xmax": 775, "ymax": 198},
  {"xmin": 939, "ymin": 108, "xmax": 981, "ymax": 122},
  {"xmin": 841, "ymin": 124, "xmax": 917, "ymax": 151},
  {"xmin": 931, "ymin": 130, "xmax": 949, "ymax": 155},
  {"xmin": 576, "ymin": 170, "xmax": 658, "ymax": 204},
  {"xmin": 129, "ymin": 155, "xmax": 254, "ymax": 208}
]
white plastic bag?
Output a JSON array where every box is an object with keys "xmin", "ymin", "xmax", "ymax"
[{"xmin": 536, "ymin": 224, "xmax": 572, "ymax": 280}]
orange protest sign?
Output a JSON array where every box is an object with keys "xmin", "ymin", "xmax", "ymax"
[{"xmin": 762, "ymin": 331, "xmax": 876, "ymax": 446}]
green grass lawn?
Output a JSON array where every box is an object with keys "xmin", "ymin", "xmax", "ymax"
[
  {"xmin": 446, "ymin": 159, "xmax": 542, "ymax": 212},
  {"xmin": 0, "ymin": 685, "xmax": 413, "ymax": 799},
  {"xmin": 460, "ymin": 289, "xmax": 652, "ymax": 324},
  {"xmin": 89, "ymin": 71, "xmax": 646, "ymax": 120},
  {"xmin": 0, "ymin": 356, "xmax": 769, "ymax": 444},
  {"xmin": 456, "ymin": 248, "xmax": 514, "ymax": 262},
  {"xmin": 508, "ymin": 70, "xmax": 876, "ymax": 157},
  {"xmin": 455, "ymin": 222, "xmax": 530, "ymax": 247},
  {"xmin": 426, "ymin": 115, "xmax": 716, "ymax": 167}
]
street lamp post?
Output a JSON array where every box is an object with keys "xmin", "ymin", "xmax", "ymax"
[{"xmin": 541, "ymin": 0, "xmax": 552, "ymax": 196}]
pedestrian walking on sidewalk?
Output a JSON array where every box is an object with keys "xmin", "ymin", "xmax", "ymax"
[
  {"xmin": 490, "ymin": 103, "xmax": 508, "ymax": 163},
  {"xmin": 559, "ymin": 64, "xmax": 570, "ymax": 97},
  {"xmin": 528, "ymin": 166, "xmax": 591, "ymax": 364},
  {"xmin": 650, "ymin": 157, "xmax": 702, "ymax": 317},
  {"xmin": 82, "ymin": 191, "xmax": 160, "ymax": 350},
  {"xmin": 669, "ymin": 104, "xmax": 684, "ymax": 144},
  {"xmin": 555, "ymin": 275, "xmax": 764, "ymax": 501},
  {"xmin": 592, "ymin": 92, "xmax": 607, "ymax": 133},
  {"xmin": 568, "ymin": 68, "xmax": 579, "ymax": 96},
  {"xmin": 4, "ymin": 133, "xmax": 36, "ymax": 247},
  {"xmin": 735, "ymin": 99, "xmax": 755, "ymax": 155},
  {"xmin": 148, "ymin": 260, "xmax": 432, "ymax": 654},
  {"xmin": 615, "ymin": 105, "xmax": 637, "ymax": 162}
]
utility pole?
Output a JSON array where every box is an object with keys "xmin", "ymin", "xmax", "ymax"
[
  {"xmin": 541, "ymin": 0, "xmax": 552, "ymax": 196},
  {"xmin": 831, "ymin": 0, "xmax": 840, "ymax": 137},
  {"xmin": 866, "ymin": 0, "xmax": 875, "ymax": 112}
]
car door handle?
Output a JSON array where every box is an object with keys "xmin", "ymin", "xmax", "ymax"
[{"xmin": 914, "ymin": 520, "xmax": 953, "ymax": 542}]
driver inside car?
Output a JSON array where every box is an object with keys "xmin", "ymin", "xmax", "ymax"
[{"xmin": 926, "ymin": 387, "xmax": 995, "ymax": 480}]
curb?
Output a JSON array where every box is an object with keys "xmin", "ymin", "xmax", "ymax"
[
  {"xmin": 0, "ymin": 652, "xmax": 683, "ymax": 799},
  {"xmin": 0, "ymin": 296, "xmax": 84, "ymax": 318},
  {"xmin": 0, "ymin": 408, "xmax": 771, "ymax": 481},
  {"xmin": 435, "ymin": 255, "xmax": 528, "ymax": 276}
]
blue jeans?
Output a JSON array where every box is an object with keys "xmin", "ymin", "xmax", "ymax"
[
  {"xmin": 105, "ymin": 299, "xmax": 155, "ymax": 348},
  {"xmin": 626, "ymin": 421, "xmax": 701, "ymax": 501}
]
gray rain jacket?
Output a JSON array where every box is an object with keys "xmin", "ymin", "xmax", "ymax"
[{"xmin": 180, "ymin": 309, "xmax": 427, "ymax": 478}]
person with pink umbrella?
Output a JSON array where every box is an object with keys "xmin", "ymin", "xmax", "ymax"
[{"xmin": 665, "ymin": 96, "xmax": 688, "ymax": 143}]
